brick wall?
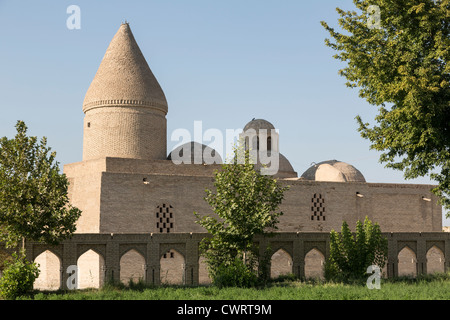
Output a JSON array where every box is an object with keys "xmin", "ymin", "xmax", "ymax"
[
  {"xmin": 66, "ymin": 158, "xmax": 441, "ymax": 234},
  {"xmin": 25, "ymin": 232, "xmax": 450, "ymax": 290}
]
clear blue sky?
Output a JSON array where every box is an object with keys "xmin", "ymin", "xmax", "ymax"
[{"xmin": 0, "ymin": 0, "xmax": 448, "ymax": 225}]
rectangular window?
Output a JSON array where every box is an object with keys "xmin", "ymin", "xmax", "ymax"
[
  {"xmin": 156, "ymin": 204, "xmax": 174, "ymax": 233},
  {"xmin": 311, "ymin": 193, "xmax": 325, "ymax": 221}
]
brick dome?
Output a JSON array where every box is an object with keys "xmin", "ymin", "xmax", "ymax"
[
  {"xmin": 243, "ymin": 119, "xmax": 275, "ymax": 132},
  {"xmin": 167, "ymin": 142, "xmax": 222, "ymax": 164},
  {"xmin": 301, "ymin": 160, "xmax": 366, "ymax": 182},
  {"xmin": 253, "ymin": 152, "xmax": 297, "ymax": 178},
  {"xmin": 279, "ymin": 153, "xmax": 296, "ymax": 173}
]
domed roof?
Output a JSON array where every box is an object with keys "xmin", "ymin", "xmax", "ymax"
[
  {"xmin": 83, "ymin": 23, "xmax": 168, "ymax": 114},
  {"xmin": 279, "ymin": 153, "xmax": 295, "ymax": 174},
  {"xmin": 243, "ymin": 119, "xmax": 275, "ymax": 132},
  {"xmin": 253, "ymin": 152, "xmax": 297, "ymax": 178},
  {"xmin": 301, "ymin": 160, "xmax": 365, "ymax": 182},
  {"xmin": 167, "ymin": 142, "xmax": 222, "ymax": 164}
]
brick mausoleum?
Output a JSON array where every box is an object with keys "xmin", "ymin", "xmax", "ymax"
[{"xmin": 30, "ymin": 23, "xmax": 448, "ymax": 290}]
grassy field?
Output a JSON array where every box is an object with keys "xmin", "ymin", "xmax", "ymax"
[{"xmin": 24, "ymin": 273, "xmax": 450, "ymax": 300}]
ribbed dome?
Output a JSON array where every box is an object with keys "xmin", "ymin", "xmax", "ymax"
[
  {"xmin": 167, "ymin": 142, "xmax": 222, "ymax": 164},
  {"xmin": 243, "ymin": 119, "xmax": 275, "ymax": 132},
  {"xmin": 82, "ymin": 23, "xmax": 168, "ymax": 114},
  {"xmin": 301, "ymin": 160, "xmax": 366, "ymax": 182}
]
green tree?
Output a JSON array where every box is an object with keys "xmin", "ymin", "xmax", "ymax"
[
  {"xmin": 324, "ymin": 217, "xmax": 388, "ymax": 282},
  {"xmin": 0, "ymin": 121, "xmax": 81, "ymax": 249},
  {"xmin": 195, "ymin": 146, "xmax": 289, "ymax": 286},
  {"xmin": 321, "ymin": 0, "xmax": 450, "ymax": 214},
  {"xmin": 0, "ymin": 121, "xmax": 82, "ymax": 298}
]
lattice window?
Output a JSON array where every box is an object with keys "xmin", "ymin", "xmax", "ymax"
[
  {"xmin": 311, "ymin": 193, "xmax": 325, "ymax": 221},
  {"xmin": 156, "ymin": 204, "xmax": 174, "ymax": 233}
]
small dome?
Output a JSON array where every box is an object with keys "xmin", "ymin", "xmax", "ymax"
[
  {"xmin": 243, "ymin": 119, "xmax": 275, "ymax": 132},
  {"xmin": 301, "ymin": 160, "xmax": 365, "ymax": 182},
  {"xmin": 167, "ymin": 142, "xmax": 222, "ymax": 164},
  {"xmin": 253, "ymin": 152, "xmax": 297, "ymax": 179},
  {"xmin": 279, "ymin": 153, "xmax": 296, "ymax": 174}
]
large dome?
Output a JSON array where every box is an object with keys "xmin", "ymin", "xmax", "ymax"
[
  {"xmin": 167, "ymin": 142, "xmax": 222, "ymax": 165},
  {"xmin": 301, "ymin": 160, "xmax": 366, "ymax": 182}
]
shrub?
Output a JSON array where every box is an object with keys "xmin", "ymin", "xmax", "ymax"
[
  {"xmin": 212, "ymin": 257, "xmax": 258, "ymax": 288},
  {"xmin": 324, "ymin": 217, "xmax": 388, "ymax": 282},
  {"xmin": 0, "ymin": 252, "xmax": 40, "ymax": 299}
]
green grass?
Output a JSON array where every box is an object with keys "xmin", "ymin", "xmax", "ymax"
[{"xmin": 22, "ymin": 273, "xmax": 450, "ymax": 300}]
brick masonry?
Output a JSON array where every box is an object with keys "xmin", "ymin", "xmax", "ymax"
[
  {"xmin": 25, "ymin": 232, "xmax": 450, "ymax": 290},
  {"xmin": 64, "ymin": 157, "xmax": 443, "ymax": 235},
  {"xmin": 83, "ymin": 107, "xmax": 167, "ymax": 161}
]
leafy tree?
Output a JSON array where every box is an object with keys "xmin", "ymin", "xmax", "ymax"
[
  {"xmin": 321, "ymin": 0, "xmax": 450, "ymax": 214},
  {"xmin": 0, "ymin": 121, "xmax": 81, "ymax": 298},
  {"xmin": 195, "ymin": 146, "xmax": 289, "ymax": 286},
  {"xmin": 0, "ymin": 121, "xmax": 82, "ymax": 248},
  {"xmin": 324, "ymin": 216, "xmax": 388, "ymax": 282}
]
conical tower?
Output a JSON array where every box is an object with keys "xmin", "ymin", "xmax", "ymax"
[{"xmin": 82, "ymin": 23, "xmax": 168, "ymax": 161}]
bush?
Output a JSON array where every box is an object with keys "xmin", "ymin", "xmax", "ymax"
[
  {"xmin": 269, "ymin": 273, "xmax": 300, "ymax": 284},
  {"xmin": 212, "ymin": 257, "xmax": 258, "ymax": 288},
  {"xmin": 324, "ymin": 217, "xmax": 388, "ymax": 283},
  {"xmin": 0, "ymin": 252, "xmax": 40, "ymax": 299}
]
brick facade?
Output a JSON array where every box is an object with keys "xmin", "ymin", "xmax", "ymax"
[{"xmin": 64, "ymin": 157, "xmax": 442, "ymax": 235}]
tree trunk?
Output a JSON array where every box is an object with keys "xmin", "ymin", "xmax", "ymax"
[{"xmin": 20, "ymin": 237, "xmax": 25, "ymax": 258}]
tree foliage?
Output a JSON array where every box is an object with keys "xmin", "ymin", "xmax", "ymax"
[
  {"xmin": 321, "ymin": 0, "xmax": 450, "ymax": 213},
  {"xmin": 324, "ymin": 217, "xmax": 388, "ymax": 282},
  {"xmin": 195, "ymin": 147, "xmax": 289, "ymax": 286},
  {"xmin": 0, "ymin": 121, "xmax": 82, "ymax": 248},
  {"xmin": 0, "ymin": 252, "xmax": 40, "ymax": 299}
]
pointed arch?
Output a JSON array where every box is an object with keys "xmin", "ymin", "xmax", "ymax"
[
  {"xmin": 304, "ymin": 248, "xmax": 325, "ymax": 280},
  {"xmin": 426, "ymin": 245, "xmax": 445, "ymax": 275},
  {"xmin": 160, "ymin": 249, "xmax": 185, "ymax": 285},
  {"xmin": 77, "ymin": 246, "xmax": 106, "ymax": 262},
  {"xmin": 77, "ymin": 249, "xmax": 105, "ymax": 289},
  {"xmin": 34, "ymin": 250, "xmax": 61, "ymax": 291},
  {"xmin": 398, "ymin": 246, "xmax": 417, "ymax": 277},
  {"xmin": 270, "ymin": 249, "xmax": 293, "ymax": 278},
  {"xmin": 120, "ymin": 249, "xmax": 146, "ymax": 284}
]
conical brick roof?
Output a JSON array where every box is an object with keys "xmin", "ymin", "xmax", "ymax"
[{"xmin": 82, "ymin": 23, "xmax": 168, "ymax": 114}]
